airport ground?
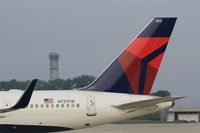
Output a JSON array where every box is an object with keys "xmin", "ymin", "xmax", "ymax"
[{"xmin": 60, "ymin": 123, "xmax": 200, "ymax": 133}]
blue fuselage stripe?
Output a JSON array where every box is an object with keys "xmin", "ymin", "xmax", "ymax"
[{"xmin": 0, "ymin": 124, "xmax": 73, "ymax": 133}]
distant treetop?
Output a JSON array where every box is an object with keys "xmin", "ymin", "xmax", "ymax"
[{"xmin": 151, "ymin": 90, "xmax": 171, "ymax": 97}]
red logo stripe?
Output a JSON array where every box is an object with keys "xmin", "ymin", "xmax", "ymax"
[{"xmin": 126, "ymin": 37, "xmax": 169, "ymax": 59}]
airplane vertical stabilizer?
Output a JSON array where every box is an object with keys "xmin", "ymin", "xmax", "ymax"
[{"xmin": 85, "ymin": 17, "xmax": 177, "ymax": 94}]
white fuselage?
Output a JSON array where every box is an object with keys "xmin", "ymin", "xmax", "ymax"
[{"xmin": 0, "ymin": 90, "xmax": 172, "ymax": 131}]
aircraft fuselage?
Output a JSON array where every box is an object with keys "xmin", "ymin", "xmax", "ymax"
[{"xmin": 0, "ymin": 90, "xmax": 172, "ymax": 132}]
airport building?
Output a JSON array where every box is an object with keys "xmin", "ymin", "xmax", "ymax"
[
  {"xmin": 167, "ymin": 107, "xmax": 200, "ymax": 123},
  {"xmin": 49, "ymin": 53, "xmax": 59, "ymax": 80}
]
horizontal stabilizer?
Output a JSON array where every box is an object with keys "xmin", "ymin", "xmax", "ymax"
[
  {"xmin": 112, "ymin": 96, "xmax": 184, "ymax": 110},
  {"xmin": 0, "ymin": 79, "xmax": 37, "ymax": 113}
]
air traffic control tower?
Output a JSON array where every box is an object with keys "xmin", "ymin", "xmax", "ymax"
[{"xmin": 49, "ymin": 53, "xmax": 59, "ymax": 80}]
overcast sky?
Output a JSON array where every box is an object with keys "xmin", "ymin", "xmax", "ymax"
[{"xmin": 0, "ymin": 0, "xmax": 199, "ymax": 106}]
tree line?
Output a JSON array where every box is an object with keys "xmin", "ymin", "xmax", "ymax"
[
  {"xmin": 0, "ymin": 74, "xmax": 171, "ymax": 98},
  {"xmin": 0, "ymin": 75, "xmax": 95, "ymax": 91}
]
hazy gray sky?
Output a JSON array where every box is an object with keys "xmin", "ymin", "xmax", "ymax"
[{"xmin": 0, "ymin": 0, "xmax": 199, "ymax": 106}]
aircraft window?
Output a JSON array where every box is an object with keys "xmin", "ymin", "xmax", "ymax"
[
  {"xmin": 51, "ymin": 104, "xmax": 54, "ymax": 108},
  {"xmin": 46, "ymin": 104, "xmax": 49, "ymax": 108},
  {"xmin": 66, "ymin": 104, "xmax": 69, "ymax": 108},
  {"xmin": 35, "ymin": 104, "xmax": 39, "ymax": 108},
  {"xmin": 30, "ymin": 104, "xmax": 33, "ymax": 108},
  {"xmin": 56, "ymin": 104, "xmax": 59, "ymax": 108},
  {"xmin": 41, "ymin": 104, "xmax": 44, "ymax": 108},
  {"xmin": 76, "ymin": 104, "xmax": 80, "ymax": 108},
  {"xmin": 61, "ymin": 104, "xmax": 64, "ymax": 108},
  {"xmin": 71, "ymin": 104, "xmax": 75, "ymax": 108}
]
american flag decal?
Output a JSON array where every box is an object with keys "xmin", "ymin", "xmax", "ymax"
[{"xmin": 44, "ymin": 98, "xmax": 54, "ymax": 104}]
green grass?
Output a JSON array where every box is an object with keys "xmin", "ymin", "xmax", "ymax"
[
  {"xmin": 114, "ymin": 119, "xmax": 166, "ymax": 124},
  {"xmin": 114, "ymin": 119, "xmax": 188, "ymax": 124}
]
